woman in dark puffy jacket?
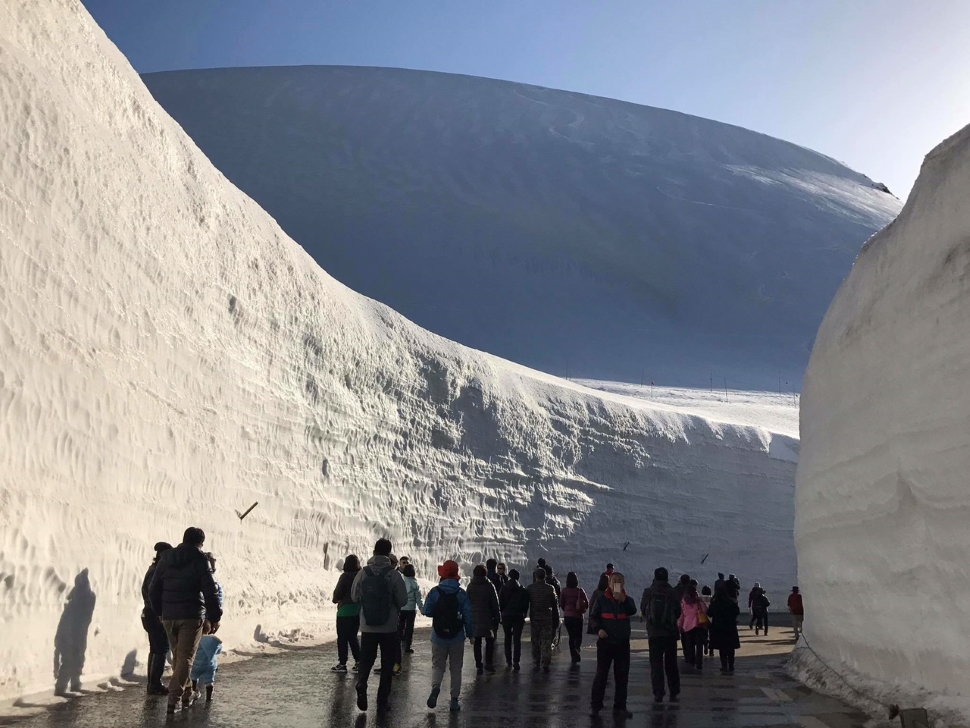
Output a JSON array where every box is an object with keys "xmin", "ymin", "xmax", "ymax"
[
  {"xmin": 466, "ymin": 564, "xmax": 501, "ymax": 673},
  {"xmin": 708, "ymin": 586, "xmax": 741, "ymax": 673},
  {"xmin": 559, "ymin": 572, "xmax": 589, "ymax": 663},
  {"xmin": 331, "ymin": 554, "xmax": 362, "ymax": 672}
]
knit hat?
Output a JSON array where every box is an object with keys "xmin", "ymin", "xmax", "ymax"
[{"xmin": 438, "ymin": 560, "xmax": 460, "ymax": 580}]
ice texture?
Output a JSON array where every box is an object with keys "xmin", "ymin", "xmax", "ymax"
[
  {"xmin": 141, "ymin": 66, "xmax": 901, "ymax": 389},
  {"xmin": 2, "ymin": 0, "xmax": 795, "ymax": 703},
  {"xmin": 795, "ymin": 123, "xmax": 970, "ymax": 720}
]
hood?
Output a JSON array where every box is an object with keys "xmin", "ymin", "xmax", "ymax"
[
  {"xmin": 168, "ymin": 543, "xmax": 204, "ymax": 568},
  {"xmin": 366, "ymin": 555, "xmax": 393, "ymax": 569},
  {"xmin": 437, "ymin": 579, "xmax": 461, "ymax": 594}
]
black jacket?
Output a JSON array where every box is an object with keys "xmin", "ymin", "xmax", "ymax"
[
  {"xmin": 708, "ymin": 594, "xmax": 741, "ymax": 650},
  {"xmin": 499, "ymin": 579, "xmax": 530, "ymax": 621},
  {"xmin": 589, "ymin": 590, "xmax": 637, "ymax": 644},
  {"xmin": 641, "ymin": 580, "xmax": 681, "ymax": 639},
  {"xmin": 149, "ymin": 544, "xmax": 223, "ymax": 622},
  {"xmin": 466, "ymin": 575, "xmax": 501, "ymax": 637},
  {"xmin": 141, "ymin": 562, "xmax": 160, "ymax": 617}
]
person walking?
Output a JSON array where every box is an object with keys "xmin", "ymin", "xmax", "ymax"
[
  {"xmin": 543, "ymin": 563, "xmax": 562, "ymax": 601},
  {"xmin": 673, "ymin": 574, "xmax": 692, "ymax": 661},
  {"xmin": 331, "ymin": 554, "xmax": 362, "ymax": 673},
  {"xmin": 141, "ymin": 541, "xmax": 172, "ymax": 696},
  {"xmin": 351, "ymin": 538, "xmax": 408, "ymax": 714},
  {"xmin": 148, "ymin": 527, "xmax": 223, "ymax": 714},
  {"xmin": 677, "ymin": 582, "xmax": 709, "ymax": 670},
  {"xmin": 526, "ymin": 568, "xmax": 559, "ymax": 672},
  {"xmin": 588, "ymin": 573, "xmax": 610, "ymax": 635},
  {"xmin": 589, "ymin": 571, "xmax": 637, "ymax": 718},
  {"xmin": 708, "ymin": 586, "xmax": 741, "ymax": 673},
  {"xmin": 559, "ymin": 572, "xmax": 589, "ymax": 663},
  {"xmin": 499, "ymin": 568, "xmax": 530, "ymax": 670},
  {"xmin": 749, "ymin": 583, "xmax": 770, "ymax": 635},
  {"xmin": 641, "ymin": 567, "xmax": 681, "ymax": 703},
  {"xmin": 788, "ymin": 586, "xmax": 804, "ymax": 640},
  {"xmin": 399, "ymin": 564, "xmax": 423, "ymax": 655},
  {"xmin": 423, "ymin": 560, "xmax": 474, "ymax": 713},
  {"xmin": 466, "ymin": 564, "xmax": 501, "ymax": 674},
  {"xmin": 700, "ymin": 585, "xmax": 714, "ymax": 655}
]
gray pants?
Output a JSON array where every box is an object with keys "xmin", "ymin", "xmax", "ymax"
[{"xmin": 431, "ymin": 640, "xmax": 465, "ymax": 698}]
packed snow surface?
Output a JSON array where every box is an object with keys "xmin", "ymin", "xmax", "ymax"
[
  {"xmin": 795, "ymin": 123, "xmax": 970, "ymax": 721},
  {"xmin": 142, "ymin": 66, "xmax": 901, "ymax": 389},
  {"xmin": 2, "ymin": 0, "xmax": 796, "ymax": 704}
]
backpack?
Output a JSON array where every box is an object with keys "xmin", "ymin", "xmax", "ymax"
[
  {"xmin": 359, "ymin": 566, "xmax": 393, "ymax": 625},
  {"xmin": 647, "ymin": 589, "xmax": 677, "ymax": 630},
  {"xmin": 432, "ymin": 588, "xmax": 464, "ymax": 640}
]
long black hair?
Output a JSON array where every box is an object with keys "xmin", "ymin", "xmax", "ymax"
[{"xmin": 566, "ymin": 571, "xmax": 579, "ymax": 589}]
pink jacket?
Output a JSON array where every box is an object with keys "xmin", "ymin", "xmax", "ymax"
[{"xmin": 677, "ymin": 597, "xmax": 708, "ymax": 632}]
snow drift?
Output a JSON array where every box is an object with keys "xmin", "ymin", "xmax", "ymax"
[
  {"xmin": 142, "ymin": 66, "xmax": 901, "ymax": 389},
  {"xmin": 2, "ymin": 0, "xmax": 796, "ymax": 704},
  {"xmin": 795, "ymin": 123, "xmax": 970, "ymax": 720}
]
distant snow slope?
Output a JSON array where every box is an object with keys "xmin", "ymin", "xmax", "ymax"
[
  {"xmin": 1, "ymin": 0, "xmax": 795, "ymax": 703},
  {"xmin": 795, "ymin": 123, "xmax": 970, "ymax": 721},
  {"xmin": 141, "ymin": 66, "xmax": 901, "ymax": 389}
]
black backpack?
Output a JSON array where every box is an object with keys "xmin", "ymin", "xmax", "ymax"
[
  {"xmin": 360, "ymin": 566, "xmax": 393, "ymax": 625},
  {"xmin": 431, "ymin": 588, "xmax": 464, "ymax": 640},
  {"xmin": 647, "ymin": 589, "xmax": 677, "ymax": 630}
]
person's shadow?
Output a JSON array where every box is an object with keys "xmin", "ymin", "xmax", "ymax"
[{"xmin": 53, "ymin": 569, "xmax": 96, "ymax": 696}]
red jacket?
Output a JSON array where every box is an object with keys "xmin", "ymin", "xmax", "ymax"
[{"xmin": 787, "ymin": 593, "xmax": 804, "ymax": 615}]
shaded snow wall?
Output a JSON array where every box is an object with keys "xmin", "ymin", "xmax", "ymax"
[
  {"xmin": 796, "ymin": 123, "xmax": 970, "ymax": 717},
  {"xmin": 1, "ymin": 0, "xmax": 795, "ymax": 701}
]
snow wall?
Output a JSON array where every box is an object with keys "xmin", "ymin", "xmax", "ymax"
[
  {"xmin": 795, "ymin": 123, "xmax": 970, "ymax": 720},
  {"xmin": 0, "ymin": 0, "xmax": 796, "ymax": 702}
]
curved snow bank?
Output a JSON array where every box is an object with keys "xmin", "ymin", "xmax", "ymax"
[
  {"xmin": 796, "ymin": 123, "xmax": 970, "ymax": 720},
  {"xmin": 1, "ymin": 0, "xmax": 795, "ymax": 703}
]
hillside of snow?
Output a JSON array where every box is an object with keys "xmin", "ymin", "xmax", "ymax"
[
  {"xmin": 2, "ymin": 0, "xmax": 797, "ymax": 705},
  {"xmin": 142, "ymin": 66, "xmax": 901, "ymax": 390},
  {"xmin": 795, "ymin": 123, "xmax": 970, "ymax": 721}
]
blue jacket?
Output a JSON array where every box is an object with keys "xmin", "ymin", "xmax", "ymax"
[{"xmin": 422, "ymin": 579, "xmax": 474, "ymax": 645}]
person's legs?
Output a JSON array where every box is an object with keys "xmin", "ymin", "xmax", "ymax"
[
  {"xmin": 540, "ymin": 625, "xmax": 554, "ymax": 667},
  {"xmin": 356, "ymin": 632, "xmax": 379, "ymax": 699},
  {"xmin": 648, "ymin": 638, "xmax": 666, "ymax": 698},
  {"xmin": 484, "ymin": 636, "xmax": 495, "ymax": 669},
  {"xmin": 376, "ymin": 632, "xmax": 396, "ymax": 708},
  {"xmin": 590, "ymin": 639, "xmax": 612, "ymax": 710},
  {"xmin": 664, "ymin": 637, "xmax": 681, "ymax": 697},
  {"xmin": 165, "ymin": 619, "xmax": 204, "ymax": 705},
  {"xmin": 403, "ymin": 610, "xmax": 417, "ymax": 651},
  {"xmin": 511, "ymin": 620, "xmax": 523, "ymax": 667},
  {"xmin": 763, "ymin": 611, "xmax": 769, "ymax": 635},
  {"xmin": 613, "ymin": 642, "xmax": 631, "ymax": 710},
  {"xmin": 348, "ymin": 616, "xmax": 361, "ymax": 663},
  {"xmin": 448, "ymin": 640, "xmax": 464, "ymax": 699},
  {"xmin": 681, "ymin": 630, "xmax": 690, "ymax": 662},
  {"xmin": 473, "ymin": 637, "xmax": 484, "ymax": 668},
  {"xmin": 727, "ymin": 647, "xmax": 736, "ymax": 671},
  {"xmin": 719, "ymin": 648, "xmax": 728, "ymax": 671},
  {"xmin": 531, "ymin": 624, "xmax": 541, "ymax": 666},
  {"xmin": 430, "ymin": 642, "xmax": 447, "ymax": 691},
  {"xmin": 503, "ymin": 623, "xmax": 514, "ymax": 666},
  {"xmin": 336, "ymin": 616, "xmax": 351, "ymax": 665},
  {"xmin": 564, "ymin": 617, "xmax": 582, "ymax": 661},
  {"xmin": 693, "ymin": 629, "xmax": 704, "ymax": 669}
]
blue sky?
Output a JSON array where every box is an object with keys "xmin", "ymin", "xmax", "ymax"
[{"xmin": 80, "ymin": 0, "xmax": 970, "ymax": 200}]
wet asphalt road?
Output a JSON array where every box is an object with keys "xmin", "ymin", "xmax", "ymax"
[{"xmin": 8, "ymin": 627, "xmax": 868, "ymax": 728}]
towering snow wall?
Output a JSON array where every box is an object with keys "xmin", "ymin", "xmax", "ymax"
[
  {"xmin": 141, "ymin": 66, "xmax": 902, "ymax": 388},
  {"xmin": 1, "ymin": 0, "xmax": 796, "ymax": 702},
  {"xmin": 796, "ymin": 124, "xmax": 970, "ymax": 718}
]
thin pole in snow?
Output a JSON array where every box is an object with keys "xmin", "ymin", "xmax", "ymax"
[
  {"xmin": 710, "ymin": 373, "xmax": 714, "ymax": 393},
  {"xmin": 724, "ymin": 377, "xmax": 728, "ymax": 402}
]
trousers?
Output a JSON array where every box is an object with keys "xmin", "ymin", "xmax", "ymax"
[{"xmin": 431, "ymin": 640, "xmax": 465, "ymax": 698}]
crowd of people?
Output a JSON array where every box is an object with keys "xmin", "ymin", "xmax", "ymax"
[
  {"xmin": 329, "ymin": 541, "xmax": 808, "ymax": 718},
  {"xmin": 138, "ymin": 531, "xmax": 807, "ymax": 718}
]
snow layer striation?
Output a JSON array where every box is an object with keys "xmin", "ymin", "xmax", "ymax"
[
  {"xmin": 142, "ymin": 66, "xmax": 901, "ymax": 389},
  {"xmin": 2, "ymin": 0, "xmax": 795, "ymax": 703},
  {"xmin": 795, "ymin": 123, "xmax": 970, "ymax": 720}
]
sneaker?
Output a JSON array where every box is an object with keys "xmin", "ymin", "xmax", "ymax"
[
  {"xmin": 427, "ymin": 687, "xmax": 440, "ymax": 709},
  {"xmin": 613, "ymin": 707, "xmax": 633, "ymax": 718},
  {"xmin": 181, "ymin": 691, "xmax": 197, "ymax": 708},
  {"xmin": 392, "ymin": 663, "xmax": 402, "ymax": 676},
  {"xmin": 166, "ymin": 701, "xmax": 178, "ymax": 714},
  {"xmin": 351, "ymin": 662, "xmax": 359, "ymax": 673},
  {"xmin": 476, "ymin": 666, "xmax": 484, "ymax": 676},
  {"xmin": 356, "ymin": 686, "xmax": 368, "ymax": 711},
  {"xmin": 449, "ymin": 697, "xmax": 461, "ymax": 712},
  {"xmin": 331, "ymin": 663, "xmax": 348, "ymax": 673}
]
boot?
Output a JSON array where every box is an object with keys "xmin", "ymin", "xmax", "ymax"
[{"xmin": 146, "ymin": 653, "xmax": 169, "ymax": 695}]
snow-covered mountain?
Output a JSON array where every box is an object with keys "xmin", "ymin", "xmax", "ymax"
[
  {"xmin": 3, "ymin": 0, "xmax": 797, "ymax": 705},
  {"xmin": 142, "ymin": 66, "xmax": 901, "ymax": 389},
  {"xmin": 795, "ymin": 124, "xmax": 970, "ymax": 721}
]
